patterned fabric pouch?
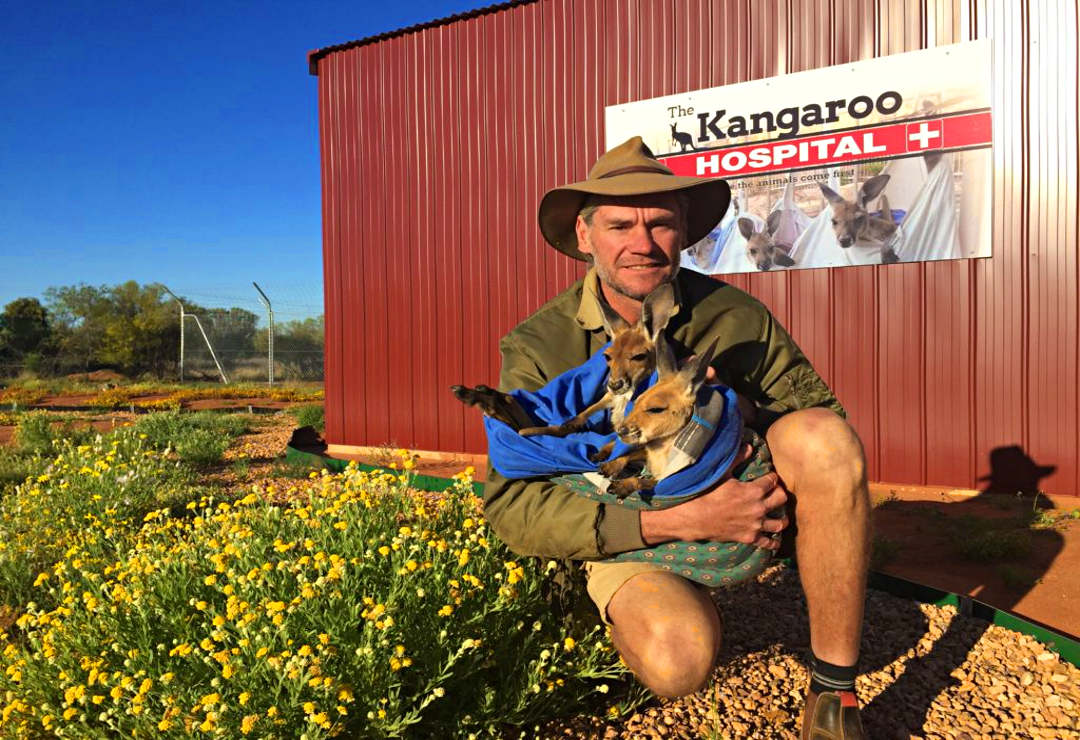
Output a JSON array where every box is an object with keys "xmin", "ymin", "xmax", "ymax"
[{"xmin": 554, "ymin": 427, "xmax": 776, "ymax": 587}]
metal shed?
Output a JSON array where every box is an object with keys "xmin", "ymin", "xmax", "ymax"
[{"xmin": 309, "ymin": 0, "xmax": 1079, "ymax": 496}]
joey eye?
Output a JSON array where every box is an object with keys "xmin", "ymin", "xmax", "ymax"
[
  {"xmin": 631, "ymin": 353, "xmax": 648, "ymax": 362},
  {"xmin": 831, "ymin": 219, "xmax": 838, "ymax": 226},
  {"xmin": 603, "ymin": 352, "xmax": 612, "ymax": 361},
  {"xmin": 646, "ymin": 407, "xmax": 665, "ymax": 414}
]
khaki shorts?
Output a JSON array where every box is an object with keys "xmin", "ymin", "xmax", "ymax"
[{"xmin": 584, "ymin": 560, "xmax": 669, "ymax": 625}]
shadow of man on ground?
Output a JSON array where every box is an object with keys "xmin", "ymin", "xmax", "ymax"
[{"xmin": 860, "ymin": 445, "xmax": 1064, "ymax": 734}]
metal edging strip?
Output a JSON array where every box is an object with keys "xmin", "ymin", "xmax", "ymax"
[
  {"xmin": 284, "ymin": 444, "xmax": 1080, "ymax": 668},
  {"xmin": 284, "ymin": 444, "xmax": 484, "ymax": 496}
]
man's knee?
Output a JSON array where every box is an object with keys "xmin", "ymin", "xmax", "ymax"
[
  {"xmin": 766, "ymin": 407, "xmax": 866, "ymax": 491},
  {"xmin": 606, "ymin": 572, "xmax": 722, "ymax": 698}
]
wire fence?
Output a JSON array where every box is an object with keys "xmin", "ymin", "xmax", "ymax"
[
  {"xmin": 0, "ymin": 281, "xmax": 324, "ymax": 385},
  {"xmin": 166, "ymin": 281, "xmax": 324, "ymax": 383}
]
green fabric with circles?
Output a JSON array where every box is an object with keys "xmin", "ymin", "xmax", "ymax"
[{"xmin": 553, "ymin": 428, "xmax": 775, "ymax": 587}]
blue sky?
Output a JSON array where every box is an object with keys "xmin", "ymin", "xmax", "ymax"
[{"xmin": 0, "ymin": 0, "xmax": 486, "ymax": 322}]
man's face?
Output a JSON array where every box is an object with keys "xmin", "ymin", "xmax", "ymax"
[{"xmin": 575, "ymin": 194, "xmax": 685, "ymax": 302}]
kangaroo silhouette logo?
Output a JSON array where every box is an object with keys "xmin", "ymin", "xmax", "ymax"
[{"xmin": 670, "ymin": 123, "xmax": 697, "ymax": 152}]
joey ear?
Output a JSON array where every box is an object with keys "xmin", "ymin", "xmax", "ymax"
[
  {"xmin": 859, "ymin": 174, "xmax": 891, "ymax": 206},
  {"xmin": 640, "ymin": 282, "xmax": 675, "ymax": 341},
  {"xmin": 766, "ymin": 210, "xmax": 782, "ymax": 236},
  {"xmin": 737, "ymin": 217, "xmax": 756, "ymax": 240},
  {"xmin": 654, "ymin": 332, "xmax": 678, "ymax": 377},
  {"xmin": 598, "ymin": 296, "xmax": 629, "ymax": 337},
  {"xmin": 679, "ymin": 338, "xmax": 719, "ymax": 392},
  {"xmin": 819, "ymin": 183, "xmax": 844, "ymax": 205}
]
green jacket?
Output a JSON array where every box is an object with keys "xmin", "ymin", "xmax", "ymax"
[{"xmin": 482, "ymin": 268, "xmax": 843, "ymax": 561}]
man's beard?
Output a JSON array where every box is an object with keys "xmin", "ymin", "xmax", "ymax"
[{"xmin": 594, "ymin": 250, "xmax": 681, "ymax": 301}]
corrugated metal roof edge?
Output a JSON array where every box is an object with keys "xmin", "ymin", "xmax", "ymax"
[{"xmin": 306, "ymin": 0, "xmax": 536, "ymax": 75}]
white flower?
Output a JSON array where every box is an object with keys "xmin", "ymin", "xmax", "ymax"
[{"xmin": 433, "ymin": 688, "xmax": 445, "ymax": 698}]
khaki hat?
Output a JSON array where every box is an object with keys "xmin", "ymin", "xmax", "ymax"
[{"xmin": 538, "ymin": 136, "xmax": 731, "ymax": 261}]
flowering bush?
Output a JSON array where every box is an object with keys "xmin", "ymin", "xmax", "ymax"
[
  {"xmin": 0, "ymin": 452, "xmax": 630, "ymax": 737},
  {"xmin": 0, "ymin": 430, "xmax": 192, "ymax": 609},
  {"xmin": 88, "ymin": 385, "xmax": 324, "ymax": 409}
]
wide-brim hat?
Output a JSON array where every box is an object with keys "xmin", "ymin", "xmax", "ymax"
[{"xmin": 538, "ymin": 136, "xmax": 731, "ymax": 261}]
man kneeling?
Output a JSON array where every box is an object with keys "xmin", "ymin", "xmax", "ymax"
[{"xmin": 482, "ymin": 137, "xmax": 870, "ymax": 739}]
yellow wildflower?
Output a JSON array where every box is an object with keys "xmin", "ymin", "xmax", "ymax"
[{"xmin": 241, "ymin": 714, "xmax": 258, "ymax": 734}]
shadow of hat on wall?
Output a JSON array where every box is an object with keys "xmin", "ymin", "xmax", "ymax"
[{"xmin": 977, "ymin": 445, "xmax": 1056, "ymax": 495}]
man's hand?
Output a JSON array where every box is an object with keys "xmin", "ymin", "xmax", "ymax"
[{"xmin": 639, "ymin": 450, "xmax": 789, "ymax": 550}]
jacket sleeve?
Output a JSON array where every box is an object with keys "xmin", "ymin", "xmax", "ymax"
[
  {"xmin": 749, "ymin": 309, "xmax": 846, "ymax": 430},
  {"xmin": 480, "ymin": 333, "xmax": 645, "ymax": 560}
]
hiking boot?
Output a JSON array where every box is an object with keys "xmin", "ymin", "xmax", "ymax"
[{"xmin": 800, "ymin": 689, "xmax": 865, "ymax": 740}]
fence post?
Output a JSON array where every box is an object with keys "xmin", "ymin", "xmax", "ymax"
[
  {"xmin": 162, "ymin": 286, "xmax": 186, "ymax": 381},
  {"xmin": 252, "ymin": 282, "xmax": 274, "ymax": 387}
]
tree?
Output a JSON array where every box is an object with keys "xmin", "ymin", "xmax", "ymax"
[
  {"xmin": 44, "ymin": 282, "xmax": 180, "ymax": 377},
  {"xmin": 0, "ymin": 298, "xmax": 51, "ymax": 354},
  {"xmin": 0, "ymin": 298, "xmax": 53, "ymax": 374},
  {"xmin": 255, "ymin": 315, "xmax": 324, "ymax": 379}
]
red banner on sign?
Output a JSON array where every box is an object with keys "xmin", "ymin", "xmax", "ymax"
[{"xmin": 660, "ymin": 110, "xmax": 992, "ymax": 178}]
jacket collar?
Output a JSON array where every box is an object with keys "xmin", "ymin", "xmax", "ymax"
[{"xmin": 575, "ymin": 267, "xmax": 683, "ymax": 331}]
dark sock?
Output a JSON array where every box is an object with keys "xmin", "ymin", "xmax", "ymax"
[{"xmin": 809, "ymin": 654, "xmax": 857, "ymax": 695}]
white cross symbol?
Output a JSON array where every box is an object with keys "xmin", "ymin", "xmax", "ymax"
[{"xmin": 908, "ymin": 121, "xmax": 941, "ymax": 149}]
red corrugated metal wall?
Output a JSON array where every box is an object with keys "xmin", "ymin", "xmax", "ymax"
[{"xmin": 314, "ymin": 0, "xmax": 1079, "ymax": 495}]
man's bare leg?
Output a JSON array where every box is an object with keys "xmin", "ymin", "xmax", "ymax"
[
  {"xmin": 766, "ymin": 407, "xmax": 870, "ymax": 666},
  {"xmin": 606, "ymin": 571, "xmax": 722, "ymax": 698}
]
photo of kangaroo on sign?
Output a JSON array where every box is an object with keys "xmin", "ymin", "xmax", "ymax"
[{"xmin": 607, "ymin": 39, "xmax": 993, "ymax": 273}]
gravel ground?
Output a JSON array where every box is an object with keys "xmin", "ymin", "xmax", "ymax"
[{"xmin": 545, "ymin": 565, "xmax": 1080, "ymax": 739}]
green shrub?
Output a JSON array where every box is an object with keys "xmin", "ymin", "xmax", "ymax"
[
  {"xmin": 271, "ymin": 455, "xmax": 326, "ymax": 480},
  {"xmin": 289, "ymin": 404, "xmax": 325, "ymax": 432},
  {"xmin": 952, "ymin": 529, "xmax": 1031, "ymax": 562},
  {"xmin": 174, "ymin": 427, "xmax": 231, "ymax": 467},
  {"xmin": 132, "ymin": 410, "xmax": 250, "ymax": 462},
  {"xmin": 13, "ymin": 411, "xmax": 94, "ymax": 456},
  {"xmin": 870, "ymin": 536, "xmax": 901, "ymax": 571},
  {"xmin": 13, "ymin": 412, "xmax": 60, "ymax": 456},
  {"xmin": 0, "ymin": 447, "xmax": 35, "ymax": 497},
  {"xmin": 998, "ymin": 563, "xmax": 1041, "ymax": 591},
  {"xmin": 0, "ymin": 466, "xmax": 631, "ymax": 737}
]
